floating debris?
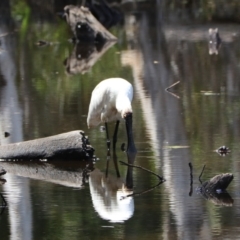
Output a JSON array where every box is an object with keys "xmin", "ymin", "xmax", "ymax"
[
  {"xmin": 200, "ymin": 91, "xmax": 220, "ymax": 95},
  {"xmin": 4, "ymin": 132, "xmax": 10, "ymax": 138},
  {"xmin": 163, "ymin": 145, "xmax": 189, "ymax": 149},
  {"xmin": 36, "ymin": 40, "xmax": 49, "ymax": 46},
  {"xmin": 121, "ymin": 143, "xmax": 125, "ymax": 152},
  {"xmin": 216, "ymin": 146, "xmax": 230, "ymax": 156}
]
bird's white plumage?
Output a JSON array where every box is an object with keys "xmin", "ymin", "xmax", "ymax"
[{"xmin": 87, "ymin": 78, "xmax": 133, "ymax": 128}]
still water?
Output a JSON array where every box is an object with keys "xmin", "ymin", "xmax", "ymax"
[{"xmin": 1, "ymin": 1, "xmax": 240, "ymax": 239}]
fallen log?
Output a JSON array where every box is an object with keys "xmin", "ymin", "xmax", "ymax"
[
  {"xmin": 62, "ymin": 5, "xmax": 117, "ymax": 42},
  {"xmin": 0, "ymin": 130, "xmax": 94, "ymax": 160}
]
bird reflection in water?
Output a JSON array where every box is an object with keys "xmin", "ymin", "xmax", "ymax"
[{"xmin": 89, "ymin": 150, "xmax": 136, "ymax": 223}]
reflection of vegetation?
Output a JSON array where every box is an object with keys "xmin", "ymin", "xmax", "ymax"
[
  {"xmin": 5, "ymin": 1, "xmax": 239, "ymax": 238},
  {"xmin": 11, "ymin": 1, "xmax": 30, "ymax": 22},
  {"xmin": 165, "ymin": 0, "xmax": 240, "ymax": 22},
  {"xmin": 177, "ymin": 39, "xmax": 240, "ymax": 174},
  {"xmin": 11, "ymin": 0, "xmax": 31, "ymax": 39}
]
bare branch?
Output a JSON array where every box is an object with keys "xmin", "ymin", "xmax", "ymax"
[
  {"xmin": 189, "ymin": 162, "xmax": 193, "ymax": 196},
  {"xmin": 165, "ymin": 81, "xmax": 180, "ymax": 91},
  {"xmin": 199, "ymin": 164, "xmax": 206, "ymax": 184},
  {"xmin": 119, "ymin": 161, "xmax": 165, "ymax": 182},
  {"xmin": 165, "ymin": 81, "xmax": 180, "ymax": 99},
  {"xmin": 120, "ymin": 180, "xmax": 165, "ymax": 200}
]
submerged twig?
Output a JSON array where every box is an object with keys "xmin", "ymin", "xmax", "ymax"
[
  {"xmin": 165, "ymin": 81, "xmax": 180, "ymax": 99},
  {"xmin": 121, "ymin": 180, "xmax": 164, "ymax": 200},
  {"xmin": 189, "ymin": 162, "xmax": 193, "ymax": 196},
  {"xmin": 119, "ymin": 161, "xmax": 165, "ymax": 199},
  {"xmin": 165, "ymin": 81, "xmax": 180, "ymax": 91},
  {"xmin": 199, "ymin": 164, "xmax": 206, "ymax": 184},
  {"xmin": 166, "ymin": 91, "xmax": 180, "ymax": 99},
  {"xmin": 120, "ymin": 161, "xmax": 165, "ymax": 182}
]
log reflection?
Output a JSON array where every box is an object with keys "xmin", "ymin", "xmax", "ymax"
[
  {"xmin": 64, "ymin": 41, "xmax": 116, "ymax": 75},
  {"xmin": 0, "ymin": 160, "xmax": 95, "ymax": 188}
]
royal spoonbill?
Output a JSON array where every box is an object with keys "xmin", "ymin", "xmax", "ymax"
[{"xmin": 87, "ymin": 78, "xmax": 136, "ymax": 154}]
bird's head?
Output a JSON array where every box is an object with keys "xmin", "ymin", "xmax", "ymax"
[
  {"xmin": 116, "ymin": 94, "xmax": 132, "ymax": 120},
  {"xmin": 122, "ymin": 110, "xmax": 132, "ymax": 120}
]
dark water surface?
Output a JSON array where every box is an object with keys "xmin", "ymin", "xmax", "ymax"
[{"xmin": 1, "ymin": 1, "xmax": 240, "ymax": 239}]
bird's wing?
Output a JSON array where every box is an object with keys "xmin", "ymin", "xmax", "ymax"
[{"xmin": 87, "ymin": 84, "xmax": 109, "ymax": 127}]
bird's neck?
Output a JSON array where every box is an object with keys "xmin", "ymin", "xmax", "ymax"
[{"xmin": 116, "ymin": 95, "xmax": 132, "ymax": 118}]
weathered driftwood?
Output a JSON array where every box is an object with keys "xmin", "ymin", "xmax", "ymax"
[
  {"xmin": 202, "ymin": 173, "xmax": 233, "ymax": 192},
  {"xmin": 200, "ymin": 190, "xmax": 234, "ymax": 207},
  {"xmin": 64, "ymin": 40, "xmax": 115, "ymax": 75},
  {"xmin": 0, "ymin": 160, "xmax": 94, "ymax": 188},
  {"xmin": 85, "ymin": 0, "xmax": 123, "ymax": 29},
  {"xmin": 197, "ymin": 173, "xmax": 234, "ymax": 206},
  {"xmin": 63, "ymin": 5, "xmax": 117, "ymax": 42},
  {"xmin": 0, "ymin": 130, "xmax": 94, "ymax": 160}
]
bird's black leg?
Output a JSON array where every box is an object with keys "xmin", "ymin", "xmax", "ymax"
[
  {"xmin": 125, "ymin": 113, "xmax": 137, "ymax": 154},
  {"xmin": 125, "ymin": 151, "xmax": 137, "ymax": 189},
  {"xmin": 112, "ymin": 120, "xmax": 120, "ymax": 152},
  {"xmin": 105, "ymin": 122, "xmax": 111, "ymax": 150},
  {"xmin": 105, "ymin": 148, "xmax": 110, "ymax": 178},
  {"xmin": 113, "ymin": 145, "xmax": 120, "ymax": 178}
]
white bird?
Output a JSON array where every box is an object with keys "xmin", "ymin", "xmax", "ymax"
[{"xmin": 87, "ymin": 78, "xmax": 136, "ymax": 153}]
